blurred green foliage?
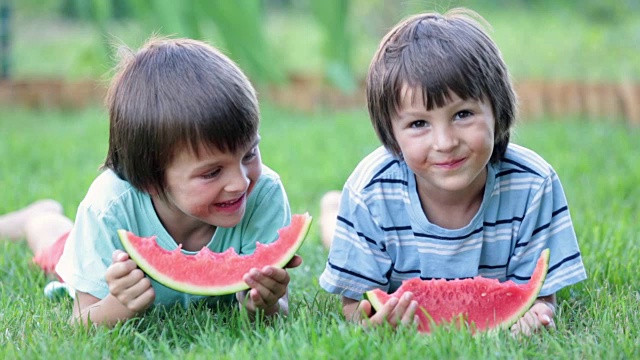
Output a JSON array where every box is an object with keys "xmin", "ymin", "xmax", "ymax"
[
  {"xmin": 9, "ymin": 0, "xmax": 640, "ymax": 83},
  {"xmin": 310, "ymin": 0, "xmax": 356, "ymax": 92}
]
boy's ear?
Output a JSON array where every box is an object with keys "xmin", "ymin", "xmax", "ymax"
[{"xmin": 143, "ymin": 184, "xmax": 161, "ymax": 196}]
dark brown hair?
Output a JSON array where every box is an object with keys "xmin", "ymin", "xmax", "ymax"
[
  {"xmin": 103, "ymin": 37, "xmax": 259, "ymax": 195},
  {"xmin": 366, "ymin": 8, "xmax": 516, "ymax": 163}
]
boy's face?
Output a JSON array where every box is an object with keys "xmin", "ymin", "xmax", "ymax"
[
  {"xmin": 156, "ymin": 136, "xmax": 262, "ymax": 234},
  {"xmin": 391, "ymin": 86, "xmax": 494, "ymax": 202}
]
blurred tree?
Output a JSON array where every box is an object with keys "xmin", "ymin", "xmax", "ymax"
[
  {"xmin": 0, "ymin": 0, "xmax": 10, "ymax": 79},
  {"xmin": 310, "ymin": 0, "xmax": 356, "ymax": 92},
  {"xmin": 63, "ymin": 0, "xmax": 283, "ymax": 84},
  {"xmin": 200, "ymin": 0, "xmax": 284, "ymax": 83}
]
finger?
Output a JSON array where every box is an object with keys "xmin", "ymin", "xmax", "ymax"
[
  {"xmin": 368, "ymin": 296, "xmax": 398, "ymax": 327},
  {"xmin": 537, "ymin": 312, "xmax": 555, "ymax": 329},
  {"xmin": 260, "ymin": 266, "xmax": 290, "ymax": 284},
  {"xmin": 236, "ymin": 290, "xmax": 257, "ymax": 312},
  {"xmin": 389, "ymin": 292, "xmax": 414, "ymax": 326},
  {"xmin": 510, "ymin": 319, "xmax": 526, "ymax": 337},
  {"xmin": 114, "ymin": 274, "xmax": 152, "ymax": 304},
  {"xmin": 400, "ymin": 300, "xmax": 419, "ymax": 326},
  {"xmin": 523, "ymin": 312, "xmax": 537, "ymax": 335},
  {"xmin": 284, "ymin": 255, "xmax": 303, "ymax": 269},
  {"xmin": 518, "ymin": 312, "xmax": 538, "ymax": 336},
  {"xmin": 112, "ymin": 249, "xmax": 129, "ymax": 263},
  {"xmin": 245, "ymin": 268, "xmax": 279, "ymax": 291},
  {"xmin": 105, "ymin": 259, "xmax": 139, "ymax": 283},
  {"xmin": 544, "ymin": 316, "xmax": 556, "ymax": 329},
  {"xmin": 108, "ymin": 267, "xmax": 146, "ymax": 295},
  {"xmin": 354, "ymin": 300, "xmax": 372, "ymax": 322},
  {"xmin": 244, "ymin": 270, "xmax": 281, "ymax": 306},
  {"xmin": 531, "ymin": 303, "xmax": 554, "ymax": 327},
  {"xmin": 249, "ymin": 288, "xmax": 266, "ymax": 309},
  {"xmin": 124, "ymin": 285, "xmax": 155, "ymax": 313}
]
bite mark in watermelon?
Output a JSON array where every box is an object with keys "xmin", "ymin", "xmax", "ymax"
[
  {"xmin": 365, "ymin": 248, "xmax": 550, "ymax": 333},
  {"xmin": 118, "ymin": 213, "xmax": 312, "ymax": 296}
]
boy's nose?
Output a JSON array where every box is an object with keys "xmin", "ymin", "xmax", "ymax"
[
  {"xmin": 225, "ymin": 167, "xmax": 250, "ymax": 193},
  {"xmin": 432, "ymin": 126, "xmax": 459, "ymax": 152}
]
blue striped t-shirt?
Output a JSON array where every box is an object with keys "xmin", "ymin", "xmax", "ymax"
[{"xmin": 319, "ymin": 143, "xmax": 587, "ymax": 300}]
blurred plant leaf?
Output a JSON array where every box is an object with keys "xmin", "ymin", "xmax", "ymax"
[
  {"xmin": 311, "ymin": 0, "xmax": 356, "ymax": 92},
  {"xmin": 198, "ymin": 0, "xmax": 284, "ymax": 83}
]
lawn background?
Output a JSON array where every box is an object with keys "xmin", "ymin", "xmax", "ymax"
[{"xmin": 1, "ymin": 105, "xmax": 639, "ymax": 359}]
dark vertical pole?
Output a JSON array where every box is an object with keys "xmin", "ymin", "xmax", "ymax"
[{"xmin": 0, "ymin": 0, "xmax": 10, "ymax": 79}]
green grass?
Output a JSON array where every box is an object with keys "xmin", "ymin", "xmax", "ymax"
[{"xmin": 0, "ymin": 104, "xmax": 638, "ymax": 358}]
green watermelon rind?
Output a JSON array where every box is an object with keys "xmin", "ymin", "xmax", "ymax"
[
  {"xmin": 492, "ymin": 248, "xmax": 550, "ymax": 334},
  {"xmin": 364, "ymin": 248, "xmax": 550, "ymax": 334},
  {"xmin": 117, "ymin": 213, "xmax": 312, "ymax": 296},
  {"xmin": 364, "ymin": 290, "xmax": 386, "ymax": 314}
]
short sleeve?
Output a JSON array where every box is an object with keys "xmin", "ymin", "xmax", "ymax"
[
  {"xmin": 55, "ymin": 202, "xmax": 124, "ymax": 299},
  {"xmin": 319, "ymin": 187, "xmax": 392, "ymax": 300},
  {"xmin": 507, "ymin": 172, "xmax": 587, "ymax": 296}
]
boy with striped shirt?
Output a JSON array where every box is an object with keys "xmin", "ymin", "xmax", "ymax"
[{"xmin": 319, "ymin": 8, "xmax": 586, "ymax": 336}]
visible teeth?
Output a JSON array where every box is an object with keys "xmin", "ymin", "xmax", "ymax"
[{"xmin": 218, "ymin": 197, "xmax": 240, "ymax": 207}]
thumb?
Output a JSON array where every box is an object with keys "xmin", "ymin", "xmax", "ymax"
[
  {"xmin": 358, "ymin": 300, "xmax": 373, "ymax": 319},
  {"xmin": 284, "ymin": 254, "xmax": 303, "ymax": 269}
]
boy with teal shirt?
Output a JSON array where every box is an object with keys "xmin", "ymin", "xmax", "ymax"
[{"xmin": 0, "ymin": 37, "xmax": 300, "ymax": 327}]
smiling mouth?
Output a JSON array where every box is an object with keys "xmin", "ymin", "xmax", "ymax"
[
  {"xmin": 216, "ymin": 194, "xmax": 244, "ymax": 207},
  {"xmin": 436, "ymin": 158, "xmax": 465, "ymax": 167}
]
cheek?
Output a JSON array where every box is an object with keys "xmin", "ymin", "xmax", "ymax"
[
  {"xmin": 246, "ymin": 163, "xmax": 263, "ymax": 193},
  {"xmin": 480, "ymin": 130, "xmax": 495, "ymax": 154},
  {"xmin": 468, "ymin": 123, "xmax": 495, "ymax": 153},
  {"xmin": 393, "ymin": 131, "xmax": 412, "ymax": 153},
  {"xmin": 397, "ymin": 137, "xmax": 426, "ymax": 162},
  {"xmin": 192, "ymin": 204, "xmax": 211, "ymax": 217}
]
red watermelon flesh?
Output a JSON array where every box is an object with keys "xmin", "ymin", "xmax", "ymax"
[
  {"xmin": 365, "ymin": 248, "xmax": 550, "ymax": 333},
  {"xmin": 118, "ymin": 213, "xmax": 312, "ymax": 296}
]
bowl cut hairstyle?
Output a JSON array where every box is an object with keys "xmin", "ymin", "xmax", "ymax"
[
  {"xmin": 103, "ymin": 38, "xmax": 260, "ymax": 196},
  {"xmin": 367, "ymin": 8, "xmax": 517, "ymax": 163}
]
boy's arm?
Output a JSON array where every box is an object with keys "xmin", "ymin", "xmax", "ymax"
[
  {"xmin": 70, "ymin": 250, "xmax": 155, "ymax": 328},
  {"xmin": 71, "ymin": 291, "xmax": 141, "ymax": 328}
]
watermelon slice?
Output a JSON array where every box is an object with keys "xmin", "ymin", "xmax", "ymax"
[
  {"xmin": 365, "ymin": 248, "xmax": 550, "ymax": 333},
  {"xmin": 118, "ymin": 213, "xmax": 312, "ymax": 296}
]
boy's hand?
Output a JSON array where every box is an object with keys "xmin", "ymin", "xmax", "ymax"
[
  {"xmin": 510, "ymin": 300, "xmax": 555, "ymax": 336},
  {"xmin": 343, "ymin": 293, "xmax": 419, "ymax": 329},
  {"xmin": 105, "ymin": 250, "xmax": 155, "ymax": 313},
  {"xmin": 237, "ymin": 255, "xmax": 302, "ymax": 316}
]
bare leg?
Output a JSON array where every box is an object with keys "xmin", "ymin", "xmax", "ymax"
[
  {"xmin": 0, "ymin": 199, "xmax": 73, "ymax": 256},
  {"xmin": 25, "ymin": 212, "xmax": 74, "ymax": 256},
  {"xmin": 319, "ymin": 191, "xmax": 341, "ymax": 250},
  {"xmin": 0, "ymin": 200, "xmax": 64, "ymax": 241}
]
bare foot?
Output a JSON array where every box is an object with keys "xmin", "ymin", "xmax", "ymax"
[
  {"xmin": 0, "ymin": 200, "xmax": 64, "ymax": 241},
  {"xmin": 319, "ymin": 191, "xmax": 341, "ymax": 249}
]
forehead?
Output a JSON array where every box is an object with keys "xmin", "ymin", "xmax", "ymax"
[
  {"xmin": 171, "ymin": 133, "xmax": 259, "ymax": 164},
  {"xmin": 398, "ymin": 84, "xmax": 462, "ymax": 110}
]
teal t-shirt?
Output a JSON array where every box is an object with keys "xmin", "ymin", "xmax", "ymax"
[{"xmin": 56, "ymin": 165, "xmax": 290, "ymax": 308}]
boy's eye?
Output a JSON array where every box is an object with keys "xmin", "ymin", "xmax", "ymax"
[
  {"xmin": 410, "ymin": 120, "xmax": 428, "ymax": 128},
  {"xmin": 454, "ymin": 110, "xmax": 473, "ymax": 120},
  {"xmin": 202, "ymin": 169, "xmax": 221, "ymax": 180},
  {"xmin": 243, "ymin": 147, "xmax": 258, "ymax": 162}
]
